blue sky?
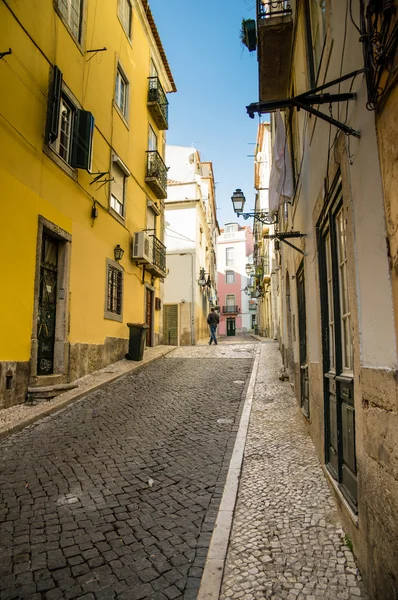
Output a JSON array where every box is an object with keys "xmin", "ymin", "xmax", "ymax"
[{"xmin": 149, "ymin": 0, "xmax": 260, "ymax": 227}]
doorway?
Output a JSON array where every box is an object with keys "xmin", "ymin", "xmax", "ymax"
[
  {"xmin": 296, "ymin": 262, "xmax": 309, "ymax": 416},
  {"xmin": 318, "ymin": 178, "xmax": 357, "ymax": 510},
  {"xmin": 37, "ymin": 233, "xmax": 59, "ymax": 375},
  {"xmin": 31, "ymin": 218, "xmax": 71, "ymax": 382},
  {"xmin": 145, "ymin": 288, "xmax": 154, "ymax": 347},
  {"xmin": 227, "ymin": 318, "xmax": 236, "ymax": 336}
]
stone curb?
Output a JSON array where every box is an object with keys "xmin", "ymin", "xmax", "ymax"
[
  {"xmin": 0, "ymin": 347, "xmax": 176, "ymax": 442},
  {"xmin": 197, "ymin": 344, "xmax": 261, "ymax": 600}
]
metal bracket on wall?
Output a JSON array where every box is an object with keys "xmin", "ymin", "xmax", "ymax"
[
  {"xmin": 86, "ymin": 47, "xmax": 107, "ymax": 63},
  {"xmin": 90, "ymin": 172, "xmax": 113, "ymax": 189},
  {"xmin": 247, "ymin": 68, "xmax": 365, "ymax": 138},
  {"xmin": 0, "ymin": 48, "xmax": 12, "ymax": 60},
  {"xmin": 264, "ymin": 231, "xmax": 306, "ymax": 256}
]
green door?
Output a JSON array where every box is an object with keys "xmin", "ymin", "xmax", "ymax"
[{"xmin": 227, "ymin": 318, "xmax": 235, "ymax": 336}]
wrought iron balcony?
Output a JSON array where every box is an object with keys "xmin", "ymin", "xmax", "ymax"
[
  {"xmin": 222, "ymin": 305, "xmax": 239, "ymax": 314},
  {"xmin": 147, "ymin": 77, "xmax": 169, "ymax": 130},
  {"xmin": 146, "ymin": 234, "xmax": 166, "ymax": 278},
  {"xmin": 256, "ymin": 0, "xmax": 293, "ymax": 102},
  {"xmin": 258, "ymin": 0, "xmax": 291, "ymax": 18},
  {"xmin": 145, "ymin": 151, "xmax": 167, "ymax": 199}
]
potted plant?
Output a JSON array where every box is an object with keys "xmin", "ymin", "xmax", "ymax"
[{"xmin": 240, "ymin": 18, "xmax": 257, "ymax": 52}]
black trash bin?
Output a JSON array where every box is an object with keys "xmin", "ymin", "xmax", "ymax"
[{"xmin": 126, "ymin": 323, "xmax": 149, "ymax": 361}]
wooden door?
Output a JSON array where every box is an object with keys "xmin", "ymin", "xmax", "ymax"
[
  {"xmin": 227, "ymin": 318, "xmax": 235, "ymax": 336},
  {"xmin": 37, "ymin": 233, "xmax": 59, "ymax": 375},
  {"xmin": 318, "ymin": 179, "xmax": 357, "ymax": 510},
  {"xmin": 297, "ymin": 262, "xmax": 309, "ymax": 416},
  {"xmin": 146, "ymin": 288, "xmax": 153, "ymax": 347}
]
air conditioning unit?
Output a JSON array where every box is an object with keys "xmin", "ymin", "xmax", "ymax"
[{"xmin": 132, "ymin": 231, "xmax": 153, "ymax": 264}]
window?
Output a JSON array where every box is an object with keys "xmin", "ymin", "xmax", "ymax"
[
  {"xmin": 56, "ymin": 0, "xmax": 83, "ymax": 42},
  {"xmin": 110, "ymin": 161, "xmax": 127, "ymax": 217},
  {"xmin": 148, "ymin": 125, "xmax": 157, "ymax": 151},
  {"xmin": 305, "ymin": 0, "xmax": 327, "ymax": 84},
  {"xmin": 115, "ymin": 67, "xmax": 128, "ymax": 117},
  {"xmin": 224, "ymin": 224, "xmax": 238, "ymax": 239},
  {"xmin": 336, "ymin": 208, "xmax": 352, "ymax": 372},
  {"xmin": 106, "ymin": 261, "xmax": 123, "ymax": 320},
  {"xmin": 146, "ymin": 204, "xmax": 157, "ymax": 233},
  {"xmin": 46, "ymin": 67, "xmax": 94, "ymax": 171},
  {"xmin": 54, "ymin": 97, "xmax": 74, "ymax": 163},
  {"xmin": 118, "ymin": 0, "xmax": 132, "ymax": 38},
  {"xmin": 226, "ymin": 270, "xmax": 235, "ymax": 284},
  {"xmin": 226, "ymin": 294, "xmax": 235, "ymax": 306},
  {"xmin": 226, "ymin": 247, "xmax": 234, "ymax": 266}
]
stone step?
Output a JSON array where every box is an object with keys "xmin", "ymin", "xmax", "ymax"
[{"xmin": 27, "ymin": 382, "xmax": 78, "ymax": 402}]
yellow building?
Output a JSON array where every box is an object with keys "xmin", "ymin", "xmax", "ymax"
[{"xmin": 0, "ymin": 0, "xmax": 176, "ymax": 409}]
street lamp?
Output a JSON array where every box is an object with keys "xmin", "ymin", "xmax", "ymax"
[
  {"xmin": 245, "ymin": 263, "xmax": 255, "ymax": 276},
  {"xmin": 231, "ymin": 189, "xmax": 246, "ymax": 214},
  {"xmin": 114, "ymin": 244, "xmax": 124, "ymax": 261},
  {"xmin": 198, "ymin": 268, "xmax": 211, "ymax": 287}
]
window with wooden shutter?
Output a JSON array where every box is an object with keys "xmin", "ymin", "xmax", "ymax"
[
  {"xmin": 47, "ymin": 66, "xmax": 62, "ymax": 144},
  {"xmin": 110, "ymin": 162, "xmax": 126, "ymax": 217},
  {"xmin": 163, "ymin": 304, "xmax": 178, "ymax": 346},
  {"xmin": 118, "ymin": 0, "xmax": 132, "ymax": 38},
  {"xmin": 70, "ymin": 110, "xmax": 94, "ymax": 170}
]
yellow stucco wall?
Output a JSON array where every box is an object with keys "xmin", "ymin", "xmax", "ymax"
[{"xmin": 0, "ymin": 0, "xmax": 170, "ymax": 363}]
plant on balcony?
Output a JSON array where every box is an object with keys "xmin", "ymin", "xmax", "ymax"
[{"xmin": 240, "ymin": 18, "xmax": 257, "ymax": 52}]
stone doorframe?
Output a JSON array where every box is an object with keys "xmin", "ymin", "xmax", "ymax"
[
  {"xmin": 30, "ymin": 216, "xmax": 71, "ymax": 382},
  {"xmin": 144, "ymin": 283, "xmax": 155, "ymax": 347}
]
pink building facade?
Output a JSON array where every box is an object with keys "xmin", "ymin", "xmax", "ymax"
[{"xmin": 217, "ymin": 224, "xmax": 254, "ymax": 336}]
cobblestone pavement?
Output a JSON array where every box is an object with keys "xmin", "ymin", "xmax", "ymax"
[
  {"xmin": 219, "ymin": 341, "xmax": 368, "ymax": 600},
  {"xmin": 0, "ymin": 348, "xmax": 255, "ymax": 600}
]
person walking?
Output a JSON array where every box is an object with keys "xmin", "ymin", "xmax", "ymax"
[{"xmin": 207, "ymin": 307, "xmax": 220, "ymax": 345}]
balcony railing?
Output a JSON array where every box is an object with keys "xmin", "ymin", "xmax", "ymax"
[
  {"xmin": 146, "ymin": 151, "xmax": 167, "ymax": 199},
  {"xmin": 147, "ymin": 77, "xmax": 169, "ymax": 130},
  {"xmin": 256, "ymin": 0, "xmax": 293, "ymax": 102},
  {"xmin": 249, "ymin": 303, "xmax": 257, "ymax": 311},
  {"xmin": 222, "ymin": 305, "xmax": 239, "ymax": 314},
  {"xmin": 258, "ymin": 1, "xmax": 292, "ymax": 19},
  {"xmin": 147, "ymin": 234, "xmax": 166, "ymax": 278}
]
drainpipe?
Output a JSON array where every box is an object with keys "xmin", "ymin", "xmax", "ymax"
[{"xmin": 180, "ymin": 252, "xmax": 195, "ymax": 345}]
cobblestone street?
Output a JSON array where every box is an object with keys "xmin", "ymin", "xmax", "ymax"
[
  {"xmin": 0, "ymin": 345, "xmax": 255, "ymax": 600},
  {"xmin": 218, "ymin": 341, "xmax": 368, "ymax": 600}
]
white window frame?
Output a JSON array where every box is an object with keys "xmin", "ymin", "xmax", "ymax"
[
  {"xmin": 53, "ymin": 96, "xmax": 75, "ymax": 165},
  {"xmin": 118, "ymin": 0, "xmax": 132, "ymax": 39},
  {"xmin": 226, "ymin": 294, "xmax": 236, "ymax": 306},
  {"xmin": 148, "ymin": 125, "xmax": 157, "ymax": 152},
  {"xmin": 226, "ymin": 270, "xmax": 235, "ymax": 284},
  {"xmin": 110, "ymin": 155, "xmax": 130, "ymax": 219},
  {"xmin": 115, "ymin": 65, "xmax": 129, "ymax": 119},
  {"xmin": 226, "ymin": 247, "xmax": 234, "ymax": 267},
  {"xmin": 55, "ymin": 0, "xmax": 83, "ymax": 43}
]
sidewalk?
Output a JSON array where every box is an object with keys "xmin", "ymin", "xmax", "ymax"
[
  {"xmin": 201, "ymin": 340, "xmax": 368, "ymax": 600},
  {"xmin": 0, "ymin": 344, "xmax": 176, "ymax": 441}
]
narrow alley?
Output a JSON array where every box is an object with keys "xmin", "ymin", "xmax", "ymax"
[
  {"xmin": 0, "ymin": 340, "xmax": 368, "ymax": 600},
  {"xmin": 0, "ymin": 343, "xmax": 255, "ymax": 600}
]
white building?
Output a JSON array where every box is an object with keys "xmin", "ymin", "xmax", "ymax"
[{"xmin": 163, "ymin": 146, "xmax": 219, "ymax": 345}]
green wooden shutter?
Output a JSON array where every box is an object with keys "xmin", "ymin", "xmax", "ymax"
[
  {"xmin": 163, "ymin": 304, "xmax": 178, "ymax": 346},
  {"xmin": 71, "ymin": 110, "xmax": 94, "ymax": 170},
  {"xmin": 47, "ymin": 66, "xmax": 62, "ymax": 143}
]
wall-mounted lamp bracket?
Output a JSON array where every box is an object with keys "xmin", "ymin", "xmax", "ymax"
[{"xmin": 237, "ymin": 211, "xmax": 276, "ymax": 225}]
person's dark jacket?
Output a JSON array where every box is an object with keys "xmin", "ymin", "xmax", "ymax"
[{"xmin": 207, "ymin": 312, "xmax": 219, "ymax": 326}]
